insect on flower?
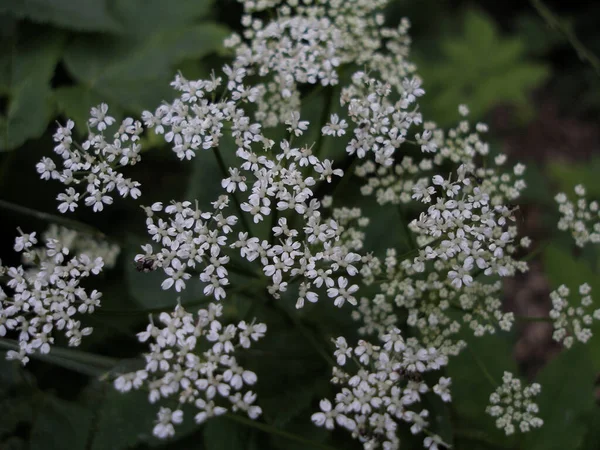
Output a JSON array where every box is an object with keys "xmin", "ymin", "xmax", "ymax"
[{"xmin": 134, "ymin": 255, "xmax": 157, "ymax": 272}]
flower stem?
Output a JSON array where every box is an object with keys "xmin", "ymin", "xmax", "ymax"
[
  {"xmin": 531, "ymin": 0, "xmax": 600, "ymax": 76},
  {"xmin": 397, "ymin": 203, "xmax": 417, "ymax": 251},
  {"xmin": 225, "ymin": 414, "xmax": 337, "ymax": 450},
  {"xmin": 0, "ymin": 338, "xmax": 118, "ymax": 376},
  {"xmin": 211, "ymin": 146, "xmax": 253, "ymax": 234},
  {"xmin": 467, "ymin": 346, "xmax": 498, "ymax": 388},
  {"xmin": 0, "ymin": 198, "xmax": 106, "ymax": 238}
]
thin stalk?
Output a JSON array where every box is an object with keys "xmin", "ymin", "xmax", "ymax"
[
  {"xmin": 467, "ymin": 346, "xmax": 498, "ymax": 388},
  {"xmin": 531, "ymin": 0, "xmax": 600, "ymax": 76},
  {"xmin": 313, "ymin": 86, "xmax": 334, "ymax": 160},
  {"xmin": 267, "ymin": 298, "xmax": 336, "ymax": 367},
  {"xmin": 211, "ymin": 147, "xmax": 252, "ymax": 234},
  {"xmin": 225, "ymin": 414, "xmax": 337, "ymax": 450},
  {"xmin": 0, "ymin": 199, "xmax": 106, "ymax": 238},
  {"xmin": 397, "ymin": 203, "xmax": 417, "ymax": 251},
  {"xmin": 0, "ymin": 339, "xmax": 118, "ymax": 376}
]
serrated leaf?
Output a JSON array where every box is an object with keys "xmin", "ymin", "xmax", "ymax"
[
  {"xmin": 416, "ymin": 9, "xmax": 549, "ymax": 124},
  {"xmin": 29, "ymin": 396, "xmax": 92, "ymax": 450},
  {"xmin": 0, "ymin": 0, "xmax": 121, "ymax": 33}
]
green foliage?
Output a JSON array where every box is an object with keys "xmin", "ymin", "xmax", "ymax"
[
  {"xmin": 521, "ymin": 347, "xmax": 596, "ymax": 450},
  {"xmin": 0, "ymin": 0, "xmax": 228, "ymax": 150},
  {"xmin": 416, "ymin": 10, "xmax": 549, "ymax": 125},
  {"xmin": 0, "ymin": 26, "xmax": 65, "ymax": 151},
  {"xmin": 29, "ymin": 396, "xmax": 93, "ymax": 450},
  {"xmin": 547, "ymin": 158, "xmax": 600, "ymax": 198},
  {"xmin": 447, "ymin": 328, "xmax": 519, "ymax": 449}
]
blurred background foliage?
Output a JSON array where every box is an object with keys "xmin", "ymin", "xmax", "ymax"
[{"xmin": 1, "ymin": 0, "xmax": 600, "ymax": 449}]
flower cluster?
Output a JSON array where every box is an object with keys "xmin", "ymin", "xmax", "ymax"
[
  {"xmin": 486, "ymin": 371, "xmax": 543, "ymax": 435},
  {"xmin": 24, "ymin": 0, "xmax": 572, "ymax": 444},
  {"xmin": 556, "ymin": 185, "xmax": 600, "ymax": 248},
  {"xmin": 141, "ymin": 64, "xmax": 372, "ymax": 308},
  {"xmin": 137, "ymin": 198, "xmax": 237, "ymax": 299},
  {"xmin": 1, "ymin": 228, "xmax": 107, "ymax": 364},
  {"xmin": 37, "ymin": 104, "xmax": 143, "ymax": 213},
  {"xmin": 114, "ymin": 302, "xmax": 266, "ymax": 438},
  {"xmin": 549, "ymin": 283, "xmax": 600, "ymax": 348},
  {"xmin": 311, "ymin": 330, "xmax": 450, "ymax": 450},
  {"xmin": 229, "ymin": 0, "xmax": 414, "ymax": 127}
]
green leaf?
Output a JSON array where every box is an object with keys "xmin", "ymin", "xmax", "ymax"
[
  {"xmin": 203, "ymin": 417, "xmax": 252, "ymax": 450},
  {"xmin": 0, "ymin": 27, "xmax": 65, "ymax": 151},
  {"xmin": 109, "ymin": 0, "xmax": 216, "ymax": 37},
  {"xmin": 521, "ymin": 347, "xmax": 596, "ymax": 450},
  {"xmin": 87, "ymin": 388, "xmax": 160, "ymax": 450},
  {"xmin": 62, "ymin": 23, "xmax": 230, "ymax": 116},
  {"xmin": 0, "ymin": 0, "xmax": 121, "ymax": 33},
  {"xmin": 547, "ymin": 158, "xmax": 600, "ymax": 198},
  {"xmin": 416, "ymin": 9, "xmax": 549, "ymax": 125},
  {"xmin": 447, "ymin": 330, "xmax": 519, "ymax": 449},
  {"xmin": 30, "ymin": 396, "xmax": 93, "ymax": 450},
  {"xmin": 542, "ymin": 244, "xmax": 600, "ymax": 370},
  {"xmin": 86, "ymin": 384, "xmax": 202, "ymax": 450}
]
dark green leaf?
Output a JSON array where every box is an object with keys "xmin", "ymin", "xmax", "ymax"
[
  {"xmin": 416, "ymin": 9, "xmax": 549, "ymax": 124},
  {"xmin": 447, "ymin": 330, "xmax": 519, "ymax": 449},
  {"xmin": 30, "ymin": 396, "xmax": 92, "ymax": 450},
  {"xmin": 109, "ymin": 0, "xmax": 215, "ymax": 37},
  {"xmin": 203, "ymin": 416, "xmax": 251, "ymax": 450},
  {"xmin": 0, "ymin": 28, "xmax": 65, "ymax": 150},
  {"xmin": 63, "ymin": 23, "xmax": 230, "ymax": 113},
  {"xmin": 89, "ymin": 388, "xmax": 155, "ymax": 450},
  {"xmin": 521, "ymin": 347, "xmax": 596, "ymax": 450},
  {"xmin": 0, "ymin": 0, "xmax": 121, "ymax": 33}
]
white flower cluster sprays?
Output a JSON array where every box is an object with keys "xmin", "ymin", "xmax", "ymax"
[
  {"xmin": 139, "ymin": 66, "xmax": 374, "ymax": 308},
  {"xmin": 229, "ymin": 0, "xmax": 413, "ymax": 127},
  {"xmin": 37, "ymin": 104, "xmax": 143, "ymax": 213},
  {"xmin": 312, "ymin": 330, "xmax": 451, "ymax": 450},
  {"xmin": 549, "ymin": 283, "xmax": 600, "ymax": 348},
  {"xmin": 137, "ymin": 198, "xmax": 237, "ymax": 298},
  {"xmin": 114, "ymin": 302, "xmax": 266, "ymax": 439},
  {"xmin": 486, "ymin": 371, "xmax": 543, "ymax": 435},
  {"xmin": 556, "ymin": 184, "xmax": 600, "ymax": 248},
  {"xmin": 1, "ymin": 228, "xmax": 107, "ymax": 365}
]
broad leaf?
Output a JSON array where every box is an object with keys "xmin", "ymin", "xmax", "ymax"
[
  {"xmin": 61, "ymin": 23, "xmax": 229, "ymax": 125},
  {"xmin": 521, "ymin": 347, "xmax": 596, "ymax": 450},
  {"xmin": 0, "ymin": 0, "xmax": 121, "ymax": 33},
  {"xmin": 30, "ymin": 396, "xmax": 92, "ymax": 450},
  {"xmin": 0, "ymin": 27, "xmax": 64, "ymax": 150}
]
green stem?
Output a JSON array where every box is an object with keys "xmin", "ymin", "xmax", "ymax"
[
  {"xmin": 225, "ymin": 414, "xmax": 337, "ymax": 450},
  {"xmin": 467, "ymin": 346, "xmax": 498, "ymax": 388},
  {"xmin": 0, "ymin": 199, "xmax": 106, "ymax": 238},
  {"xmin": 397, "ymin": 204, "xmax": 417, "ymax": 251},
  {"xmin": 531, "ymin": 0, "xmax": 600, "ymax": 76},
  {"xmin": 211, "ymin": 147, "xmax": 252, "ymax": 234},
  {"xmin": 0, "ymin": 339, "xmax": 118, "ymax": 376},
  {"xmin": 313, "ymin": 86, "xmax": 334, "ymax": 160}
]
